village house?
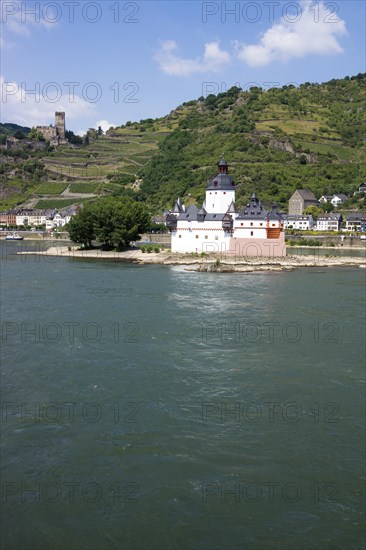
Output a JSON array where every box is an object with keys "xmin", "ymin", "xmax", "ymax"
[
  {"xmin": 316, "ymin": 213, "xmax": 343, "ymax": 231},
  {"xmin": 345, "ymin": 213, "xmax": 366, "ymax": 232},
  {"xmin": 15, "ymin": 209, "xmax": 49, "ymax": 227},
  {"xmin": 0, "ymin": 210, "xmax": 18, "ymax": 227},
  {"xmin": 0, "ymin": 206, "xmax": 77, "ymax": 229},
  {"xmin": 288, "ymin": 189, "xmax": 318, "ymax": 215},
  {"xmin": 356, "ymin": 183, "xmax": 366, "ymax": 194},
  {"xmin": 319, "ymin": 194, "xmax": 348, "ymax": 207},
  {"xmin": 283, "ymin": 214, "xmax": 314, "ymax": 230}
]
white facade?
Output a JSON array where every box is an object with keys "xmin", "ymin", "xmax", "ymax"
[
  {"xmin": 319, "ymin": 194, "xmax": 347, "ymax": 207},
  {"xmin": 331, "ymin": 195, "xmax": 347, "ymax": 207},
  {"xmin": 283, "ymin": 215, "xmax": 314, "ymax": 230},
  {"xmin": 346, "ymin": 215, "xmax": 366, "ymax": 231},
  {"xmin": 171, "ymin": 221, "xmax": 232, "ymax": 253},
  {"xmin": 205, "ymin": 189, "xmax": 235, "ymax": 214},
  {"xmin": 316, "ymin": 215, "xmax": 342, "ymax": 231},
  {"xmin": 16, "ymin": 212, "xmax": 47, "ymax": 226}
]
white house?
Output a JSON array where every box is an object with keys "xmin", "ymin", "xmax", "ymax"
[
  {"xmin": 316, "ymin": 213, "xmax": 343, "ymax": 231},
  {"xmin": 319, "ymin": 195, "xmax": 333, "ymax": 204},
  {"xmin": 283, "ymin": 215, "xmax": 314, "ymax": 230},
  {"xmin": 166, "ymin": 158, "xmax": 286, "ymax": 257},
  {"xmin": 16, "ymin": 210, "xmax": 47, "ymax": 227},
  {"xmin": 345, "ymin": 214, "xmax": 366, "ymax": 232},
  {"xmin": 319, "ymin": 194, "xmax": 347, "ymax": 207},
  {"xmin": 46, "ymin": 211, "xmax": 74, "ymax": 229},
  {"xmin": 330, "ymin": 194, "xmax": 347, "ymax": 207}
]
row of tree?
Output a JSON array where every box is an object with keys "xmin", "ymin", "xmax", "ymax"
[{"xmin": 67, "ymin": 197, "xmax": 151, "ymax": 250}]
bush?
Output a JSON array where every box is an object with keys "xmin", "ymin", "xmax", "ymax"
[{"xmin": 140, "ymin": 244, "xmax": 160, "ymax": 253}]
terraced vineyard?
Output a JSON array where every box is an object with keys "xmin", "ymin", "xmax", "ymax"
[
  {"xmin": 68, "ymin": 182, "xmax": 101, "ymax": 193},
  {"xmin": 34, "ymin": 183, "xmax": 69, "ymax": 195},
  {"xmin": 34, "ymin": 199, "xmax": 87, "ymax": 209},
  {"xmin": 29, "ymin": 129, "xmax": 171, "ymax": 207}
]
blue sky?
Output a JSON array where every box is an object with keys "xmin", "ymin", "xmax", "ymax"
[{"xmin": 1, "ymin": 0, "xmax": 365, "ymax": 134}]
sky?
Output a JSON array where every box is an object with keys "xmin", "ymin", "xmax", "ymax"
[{"xmin": 1, "ymin": 0, "xmax": 365, "ymax": 135}]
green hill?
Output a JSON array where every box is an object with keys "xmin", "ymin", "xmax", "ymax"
[
  {"xmin": 139, "ymin": 73, "xmax": 366, "ymax": 211},
  {"xmin": 0, "ymin": 123, "xmax": 31, "ymax": 138},
  {"xmin": 0, "ymin": 73, "xmax": 365, "ymax": 212}
]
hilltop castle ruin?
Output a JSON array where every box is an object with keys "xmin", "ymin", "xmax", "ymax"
[{"xmin": 35, "ymin": 112, "xmax": 67, "ymax": 146}]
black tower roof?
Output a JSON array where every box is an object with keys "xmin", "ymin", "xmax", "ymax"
[{"xmin": 206, "ymin": 157, "xmax": 235, "ymax": 191}]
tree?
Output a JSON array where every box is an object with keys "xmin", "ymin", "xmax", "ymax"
[
  {"xmin": 67, "ymin": 207, "xmax": 96, "ymax": 248},
  {"xmin": 68, "ymin": 197, "xmax": 151, "ymax": 250},
  {"xmin": 304, "ymin": 205, "xmax": 323, "ymax": 220},
  {"xmin": 299, "ymin": 154, "xmax": 307, "ymax": 165},
  {"xmin": 65, "ymin": 130, "xmax": 82, "ymax": 145},
  {"xmin": 97, "ymin": 126, "xmax": 104, "ymax": 137},
  {"xmin": 321, "ymin": 202, "xmax": 334, "ymax": 213},
  {"xmin": 28, "ymin": 127, "xmax": 45, "ymax": 141}
]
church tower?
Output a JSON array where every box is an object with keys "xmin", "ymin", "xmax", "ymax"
[{"xmin": 205, "ymin": 157, "xmax": 235, "ymax": 214}]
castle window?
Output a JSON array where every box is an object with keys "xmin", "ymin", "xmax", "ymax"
[
  {"xmin": 250, "ymin": 222, "xmax": 253, "ymax": 227},
  {"xmin": 179, "ymin": 235, "xmax": 182, "ymax": 238},
  {"xmin": 250, "ymin": 231, "xmax": 253, "ymax": 236},
  {"xmin": 223, "ymin": 192, "xmax": 226, "ymax": 194},
  {"xmin": 260, "ymin": 223, "xmax": 263, "ymax": 226},
  {"xmin": 240, "ymin": 223, "xmax": 243, "ymax": 226},
  {"xmin": 215, "ymin": 236, "xmax": 218, "ymax": 240},
  {"xmin": 196, "ymin": 235, "xmax": 199, "ymax": 239},
  {"xmin": 205, "ymin": 236, "xmax": 208, "ymax": 239}
]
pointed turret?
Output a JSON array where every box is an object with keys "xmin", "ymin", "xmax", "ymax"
[
  {"xmin": 173, "ymin": 198, "xmax": 184, "ymax": 213},
  {"xmin": 197, "ymin": 206, "xmax": 207, "ymax": 222},
  {"xmin": 227, "ymin": 200, "xmax": 237, "ymax": 214}
]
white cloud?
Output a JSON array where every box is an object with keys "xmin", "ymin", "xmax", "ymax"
[
  {"xmin": 96, "ymin": 120, "xmax": 117, "ymax": 133},
  {"xmin": 236, "ymin": 0, "xmax": 347, "ymax": 67},
  {"xmin": 2, "ymin": 0, "xmax": 56, "ymax": 46},
  {"xmin": 0, "ymin": 35, "xmax": 16, "ymax": 49},
  {"xmin": 0, "ymin": 76, "xmax": 96, "ymax": 127},
  {"xmin": 154, "ymin": 40, "xmax": 230, "ymax": 76}
]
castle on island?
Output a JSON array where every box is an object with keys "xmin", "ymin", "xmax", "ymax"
[{"xmin": 166, "ymin": 157, "xmax": 286, "ymax": 257}]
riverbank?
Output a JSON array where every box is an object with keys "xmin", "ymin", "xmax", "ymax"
[{"xmin": 18, "ymin": 246, "xmax": 366, "ymax": 271}]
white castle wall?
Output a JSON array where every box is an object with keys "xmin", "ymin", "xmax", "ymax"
[
  {"xmin": 171, "ymin": 220, "xmax": 232, "ymax": 253},
  {"xmin": 205, "ymin": 189, "xmax": 235, "ymax": 214}
]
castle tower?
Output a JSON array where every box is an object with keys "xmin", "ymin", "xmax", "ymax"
[
  {"xmin": 205, "ymin": 157, "xmax": 236, "ymax": 214},
  {"xmin": 55, "ymin": 112, "xmax": 66, "ymax": 141}
]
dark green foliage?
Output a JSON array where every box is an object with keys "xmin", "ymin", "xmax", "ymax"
[
  {"xmin": 65, "ymin": 130, "xmax": 83, "ymax": 145},
  {"xmin": 28, "ymin": 128, "xmax": 45, "ymax": 141},
  {"xmin": 68, "ymin": 197, "xmax": 150, "ymax": 250},
  {"xmin": 0, "ymin": 123, "xmax": 31, "ymax": 136}
]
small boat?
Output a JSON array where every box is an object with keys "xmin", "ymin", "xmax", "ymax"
[{"xmin": 5, "ymin": 232, "xmax": 23, "ymax": 240}]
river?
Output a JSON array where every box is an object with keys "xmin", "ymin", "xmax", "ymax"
[{"xmin": 1, "ymin": 241, "xmax": 365, "ymax": 549}]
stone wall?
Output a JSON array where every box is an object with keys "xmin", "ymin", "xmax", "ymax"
[{"xmin": 35, "ymin": 125, "xmax": 57, "ymax": 141}]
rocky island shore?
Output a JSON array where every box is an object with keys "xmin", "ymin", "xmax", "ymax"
[{"xmin": 18, "ymin": 246, "xmax": 366, "ymax": 272}]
